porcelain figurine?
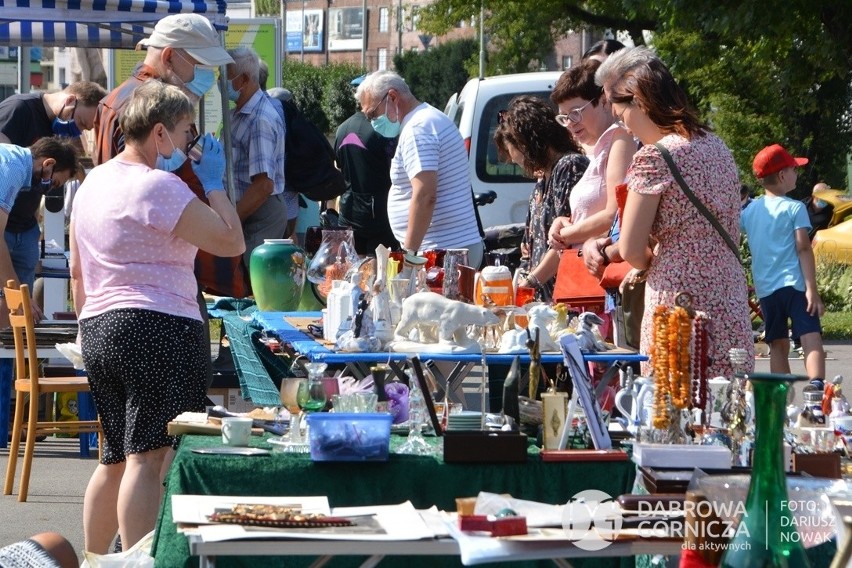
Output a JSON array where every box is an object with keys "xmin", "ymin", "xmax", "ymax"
[
  {"xmin": 573, "ymin": 312, "xmax": 611, "ymax": 352},
  {"xmin": 391, "ymin": 291, "xmax": 499, "ymax": 353}
]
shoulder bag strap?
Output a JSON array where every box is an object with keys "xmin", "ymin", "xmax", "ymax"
[{"xmin": 654, "ymin": 142, "xmax": 741, "ymax": 261}]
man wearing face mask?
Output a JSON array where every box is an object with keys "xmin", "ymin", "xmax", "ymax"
[
  {"xmin": 0, "ymin": 80, "xmax": 107, "ymax": 222},
  {"xmin": 225, "ymin": 46, "xmax": 289, "ymax": 264},
  {"xmin": 0, "ymin": 80, "xmax": 106, "ymax": 150},
  {"xmin": 356, "ymin": 71, "xmax": 483, "ymax": 266},
  {"xmin": 94, "ymin": 14, "xmax": 233, "ymax": 166},
  {"xmin": 0, "ymin": 138, "xmax": 78, "ymax": 328}
]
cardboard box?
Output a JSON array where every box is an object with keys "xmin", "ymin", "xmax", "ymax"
[{"xmin": 206, "ymin": 388, "xmax": 258, "ymax": 414}]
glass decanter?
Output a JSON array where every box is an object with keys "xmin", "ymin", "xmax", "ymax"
[{"xmin": 306, "ymin": 229, "xmax": 358, "ymax": 299}]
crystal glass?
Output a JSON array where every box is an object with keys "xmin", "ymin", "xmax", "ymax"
[
  {"xmin": 279, "ymin": 377, "xmax": 309, "ymax": 453},
  {"xmin": 397, "ymin": 370, "xmax": 434, "ymax": 455},
  {"xmin": 720, "ymin": 372, "xmax": 810, "ymax": 568}
]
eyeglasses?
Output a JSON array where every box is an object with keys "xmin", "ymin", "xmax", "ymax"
[
  {"xmin": 612, "ymin": 102, "xmax": 631, "ymax": 130},
  {"xmin": 364, "ymin": 92, "xmax": 389, "ymax": 121},
  {"xmin": 555, "ymin": 99, "xmax": 594, "ymax": 127}
]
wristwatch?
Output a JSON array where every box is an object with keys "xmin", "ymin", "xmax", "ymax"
[
  {"xmin": 599, "ymin": 245, "xmax": 611, "ymax": 266},
  {"xmin": 404, "ymin": 247, "xmax": 418, "ymax": 257}
]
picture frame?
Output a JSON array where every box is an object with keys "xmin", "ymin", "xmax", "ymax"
[
  {"xmin": 410, "ymin": 356, "xmax": 444, "ymax": 436},
  {"xmin": 559, "ymin": 335, "xmax": 612, "ymax": 450}
]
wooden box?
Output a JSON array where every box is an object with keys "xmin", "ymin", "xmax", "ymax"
[{"xmin": 443, "ymin": 431, "xmax": 527, "ymax": 464}]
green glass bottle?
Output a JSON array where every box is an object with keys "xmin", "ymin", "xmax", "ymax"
[
  {"xmin": 720, "ymin": 372, "xmax": 810, "ymax": 568},
  {"xmin": 249, "ymin": 239, "xmax": 306, "ymax": 311}
]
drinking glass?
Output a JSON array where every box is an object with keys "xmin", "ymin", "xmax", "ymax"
[
  {"xmin": 298, "ymin": 362, "xmax": 328, "ymax": 415},
  {"xmin": 279, "ymin": 377, "xmax": 309, "ymax": 452}
]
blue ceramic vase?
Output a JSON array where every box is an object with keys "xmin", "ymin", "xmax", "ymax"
[{"xmin": 249, "ymin": 239, "xmax": 306, "ymax": 311}]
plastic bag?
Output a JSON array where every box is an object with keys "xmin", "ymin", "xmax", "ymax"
[{"xmin": 80, "ymin": 530, "xmax": 154, "ymax": 568}]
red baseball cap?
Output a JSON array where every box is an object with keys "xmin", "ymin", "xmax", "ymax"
[{"xmin": 752, "ymin": 144, "xmax": 808, "ymax": 178}]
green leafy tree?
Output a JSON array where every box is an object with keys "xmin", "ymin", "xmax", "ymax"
[
  {"xmin": 281, "ymin": 61, "xmax": 363, "ymax": 135},
  {"xmin": 418, "ymin": 0, "xmax": 852, "ymax": 188},
  {"xmin": 393, "ymin": 38, "xmax": 478, "ymax": 108}
]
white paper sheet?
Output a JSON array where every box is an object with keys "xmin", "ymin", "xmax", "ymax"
[
  {"xmin": 183, "ymin": 500, "xmax": 437, "ymax": 543},
  {"xmin": 473, "ymin": 492, "xmax": 564, "ymax": 528}
]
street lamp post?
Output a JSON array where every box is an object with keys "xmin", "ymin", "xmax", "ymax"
[
  {"xmin": 397, "ymin": 0, "xmax": 402, "ymax": 55},
  {"xmin": 361, "ymin": 0, "xmax": 367, "ymax": 69},
  {"xmin": 280, "ymin": 0, "xmax": 288, "ymax": 63},
  {"xmin": 300, "ymin": 0, "xmax": 305, "ymax": 62}
]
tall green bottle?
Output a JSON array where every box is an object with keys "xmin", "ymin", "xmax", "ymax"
[{"xmin": 720, "ymin": 372, "xmax": 810, "ymax": 568}]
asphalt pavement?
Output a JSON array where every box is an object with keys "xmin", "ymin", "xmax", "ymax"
[{"xmin": 1, "ymin": 339, "xmax": 850, "ymax": 563}]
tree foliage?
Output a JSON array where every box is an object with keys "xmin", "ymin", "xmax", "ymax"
[
  {"xmin": 418, "ymin": 0, "xmax": 852, "ymax": 189},
  {"xmin": 281, "ymin": 61, "xmax": 363, "ymax": 135},
  {"xmin": 393, "ymin": 38, "xmax": 478, "ymax": 108}
]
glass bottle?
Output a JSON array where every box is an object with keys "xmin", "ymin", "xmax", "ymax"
[{"xmin": 720, "ymin": 372, "xmax": 810, "ymax": 568}]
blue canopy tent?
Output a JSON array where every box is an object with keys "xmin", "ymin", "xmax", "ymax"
[
  {"xmin": 0, "ymin": 0, "xmax": 238, "ymax": 199},
  {"xmin": 0, "ymin": 0, "xmax": 229, "ymax": 48}
]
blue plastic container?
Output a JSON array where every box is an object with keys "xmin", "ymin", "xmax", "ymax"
[{"xmin": 306, "ymin": 413, "xmax": 393, "ymax": 462}]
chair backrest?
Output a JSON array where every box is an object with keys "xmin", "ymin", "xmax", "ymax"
[{"xmin": 3, "ymin": 280, "xmax": 41, "ymax": 393}]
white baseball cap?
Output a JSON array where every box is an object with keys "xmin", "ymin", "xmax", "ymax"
[{"xmin": 137, "ymin": 14, "xmax": 233, "ymax": 66}]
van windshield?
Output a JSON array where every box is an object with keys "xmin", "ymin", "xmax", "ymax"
[{"xmin": 475, "ymin": 92, "xmax": 555, "ymax": 183}]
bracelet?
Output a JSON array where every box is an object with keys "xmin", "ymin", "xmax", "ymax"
[
  {"xmin": 404, "ymin": 247, "xmax": 418, "ymax": 257},
  {"xmin": 599, "ymin": 245, "xmax": 611, "ymax": 266},
  {"xmin": 526, "ymin": 273, "xmax": 541, "ymax": 289}
]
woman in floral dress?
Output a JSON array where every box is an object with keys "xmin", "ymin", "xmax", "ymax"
[
  {"xmin": 494, "ymin": 96, "xmax": 588, "ymax": 302},
  {"xmin": 597, "ymin": 47, "xmax": 754, "ymax": 377}
]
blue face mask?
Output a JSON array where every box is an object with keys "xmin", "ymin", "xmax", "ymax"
[
  {"xmin": 226, "ymin": 78, "xmax": 241, "ymax": 103},
  {"xmin": 52, "ymin": 104, "xmax": 82, "ymax": 138},
  {"xmin": 370, "ymin": 99, "xmax": 401, "ymax": 138},
  {"xmin": 155, "ymin": 130, "xmax": 187, "ymax": 173},
  {"xmin": 172, "ymin": 50, "xmax": 216, "ymax": 98},
  {"xmin": 185, "ymin": 67, "xmax": 216, "ymax": 98}
]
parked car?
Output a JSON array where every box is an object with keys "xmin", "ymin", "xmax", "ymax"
[
  {"xmin": 444, "ymin": 72, "xmax": 562, "ymax": 230},
  {"xmin": 813, "ymin": 187, "xmax": 852, "ymax": 227},
  {"xmin": 813, "ymin": 217, "xmax": 852, "ymax": 265}
]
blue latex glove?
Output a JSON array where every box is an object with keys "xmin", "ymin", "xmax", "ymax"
[{"xmin": 190, "ymin": 133, "xmax": 226, "ymax": 196}]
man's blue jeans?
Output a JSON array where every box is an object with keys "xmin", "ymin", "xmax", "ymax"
[{"xmin": 1, "ymin": 224, "xmax": 40, "ymax": 447}]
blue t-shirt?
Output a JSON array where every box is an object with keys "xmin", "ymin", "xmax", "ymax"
[
  {"xmin": 740, "ymin": 195, "xmax": 811, "ymax": 298},
  {"xmin": 0, "ymin": 144, "xmax": 33, "ymax": 214}
]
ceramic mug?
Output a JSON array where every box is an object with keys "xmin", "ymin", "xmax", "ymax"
[{"xmin": 221, "ymin": 417, "xmax": 253, "ymax": 447}]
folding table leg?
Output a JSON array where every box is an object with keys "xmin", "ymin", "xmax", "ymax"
[{"xmin": 76, "ymin": 371, "xmax": 98, "ymax": 458}]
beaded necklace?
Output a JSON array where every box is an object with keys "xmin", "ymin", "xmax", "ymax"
[{"xmin": 651, "ymin": 293, "xmax": 710, "ymax": 430}]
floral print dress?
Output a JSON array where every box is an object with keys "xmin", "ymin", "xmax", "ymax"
[
  {"xmin": 628, "ymin": 133, "xmax": 754, "ymax": 378},
  {"xmin": 522, "ymin": 153, "xmax": 589, "ymax": 302}
]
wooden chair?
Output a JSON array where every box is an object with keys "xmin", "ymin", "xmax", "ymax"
[{"xmin": 3, "ymin": 280, "xmax": 101, "ymax": 502}]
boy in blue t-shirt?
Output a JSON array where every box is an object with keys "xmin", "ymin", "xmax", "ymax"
[{"xmin": 741, "ymin": 144, "xmax": 825, "ymax": 381}]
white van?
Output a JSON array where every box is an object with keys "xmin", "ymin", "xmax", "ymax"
[{"xmin": 444, "ymin": 71, "xmax": 563, "ymax": 229}]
